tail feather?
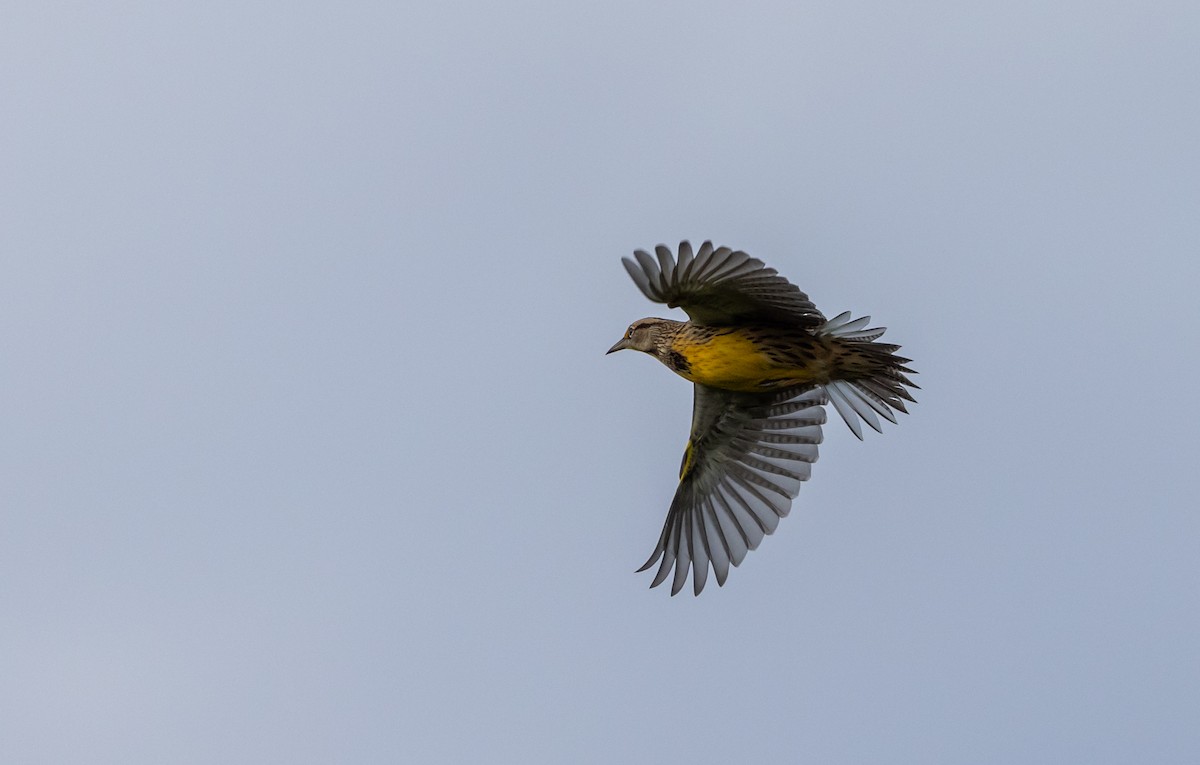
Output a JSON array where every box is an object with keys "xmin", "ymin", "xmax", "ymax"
[{"xmin": 818, "ymin": 312, "xmax": 919, "ymax": 440}]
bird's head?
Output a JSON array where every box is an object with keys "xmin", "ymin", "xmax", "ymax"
[{"xmin": 607, "ymin": 318, "xmax": 675, "ymax": 355}]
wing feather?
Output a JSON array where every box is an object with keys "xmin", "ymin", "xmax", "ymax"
[
  {"xmin": 712, "ymin": 485, "xmax": 752, "ymax": 562},
  {"xmin": 621, "ymin": 240, "xmax": 825, "ymax": 327},
  {"xmin": 672, "ymin": 511, "xmax": 692, "ymax": 595},
  {"xmin": 639, "ymin": 384, "xmax": 827, "ymax": 594},
  {"xmin": 702, "ymin": 498, "xmax": 732, "ymax": 586}
]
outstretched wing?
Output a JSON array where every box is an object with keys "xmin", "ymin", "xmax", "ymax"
[
  {"xmin": 639, "ymin": 384, "xmax": 827, "ymax": 595},
  {"xmin": 622, "ymin": 240, "xmax": 825, "ymax": 327}
]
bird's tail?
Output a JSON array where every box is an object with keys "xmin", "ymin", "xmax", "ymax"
[{"xmin": 817, "ymin": 311, "xmax": 919, "ymax": 439}]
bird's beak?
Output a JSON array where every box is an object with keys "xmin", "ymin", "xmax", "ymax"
[{"xmin": 607, "ymin": 337, "xmax": 630, "ymax": 355}]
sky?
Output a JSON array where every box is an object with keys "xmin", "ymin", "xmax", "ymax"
[{"xmin": 3, "ymin": 1, "xmax": 1199, "ymax": 762}]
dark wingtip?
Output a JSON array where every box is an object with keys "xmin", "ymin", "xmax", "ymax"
[{"xmin": 636, "ymin": 551, "xmax": 660, "ymax": 573}]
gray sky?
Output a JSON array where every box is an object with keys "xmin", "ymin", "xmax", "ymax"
[{"xmin": 3, "ymin": 1, "xmax": 1198, "ymax": 762}]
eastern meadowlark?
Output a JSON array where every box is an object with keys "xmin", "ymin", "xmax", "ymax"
[{"xmin": 608, "ymin": 241, "xmax": 918, "ymax": 596}]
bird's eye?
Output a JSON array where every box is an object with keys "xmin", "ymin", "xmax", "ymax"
[{"xmin": 626, "ymin": 328, "xmax": 634, "ymax": 338}]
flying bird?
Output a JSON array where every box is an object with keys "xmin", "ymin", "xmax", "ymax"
[{"xmin": 608, "ymin": 241, "xmax": 918, "ymax": 595}]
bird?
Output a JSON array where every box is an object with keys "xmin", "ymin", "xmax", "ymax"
[{"xmin": 608, "ymin": 241, "xmax": 918, "ymax": 596}]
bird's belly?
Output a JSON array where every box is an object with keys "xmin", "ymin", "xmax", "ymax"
[{"xmin": 674, "ymin": 331, "xmax": 827, "ymax": 392}]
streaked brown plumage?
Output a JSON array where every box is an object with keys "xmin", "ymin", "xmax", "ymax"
[{"xmin": 608, "ymin": 241, "xmax": 918, "ymax": 595}]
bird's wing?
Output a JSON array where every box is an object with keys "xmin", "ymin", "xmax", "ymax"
[
  {"xmin": 639, "ymin": 383, "xmax": 826, "ymax": 595},
  {"xmin": 622, "ymin": 240, "xmax": 826, "ymax": 327}
]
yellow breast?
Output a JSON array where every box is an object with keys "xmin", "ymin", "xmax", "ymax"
[{"xmin": 672, "ymin": 328, "xmax": 828, "ymax": 392}]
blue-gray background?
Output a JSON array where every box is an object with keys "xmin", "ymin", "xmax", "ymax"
[{"xmin": 4, "ymin": 2, "xmax": 1198, "ymax": 762}]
